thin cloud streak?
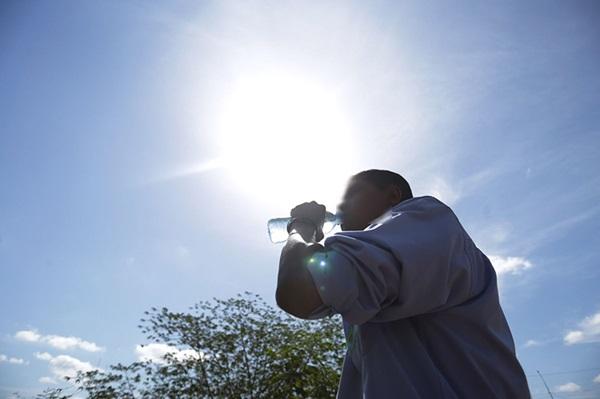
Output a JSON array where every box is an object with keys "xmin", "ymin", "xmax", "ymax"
[
  {"xmin": 143, "ymin": 157, "xmax": 226, "ymax": 185},
  {"xmin": 15, "ymin": 330, "xmax": 104, "ymax": 353},
  {"xmin": 523, "ymin": 339, "xmax": 541, "ymax": 348},
  {"xmin": 521, "ymin": 338, "xmax": 559, "ymax": 349},
  {"xmin": 39, "ymin": 376, "xmax": 58, "ymax": 385},
  {"xmin": 511, "ymin": 203, "xmax": 600, "ymax": 256}
]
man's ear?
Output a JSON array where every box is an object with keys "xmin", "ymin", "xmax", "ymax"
[{"xmin": 387, "ymin": 185, "xmax": 403, "ymax": 205}]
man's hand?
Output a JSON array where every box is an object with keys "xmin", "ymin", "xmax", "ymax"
[
  {"xmin": 276, "ymin": 201, "xmax": 328, "ymax": 318},
  {"xmin": 289, "ymin": 201, "xmax": 326, "ymax": 242}
]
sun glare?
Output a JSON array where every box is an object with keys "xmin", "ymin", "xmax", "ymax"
[{"xmin": 215, "ymin": 71, "xmax": 356, "ymax": 211}]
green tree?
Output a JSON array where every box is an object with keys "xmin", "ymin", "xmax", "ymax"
[{"xmin": 37, "ymin": 292, "xmax": 346, "ymax": 399}]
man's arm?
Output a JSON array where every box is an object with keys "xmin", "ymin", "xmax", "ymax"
[{"xmin": 276, "ymin": 221, "xmax": 325, "ymax": 319}]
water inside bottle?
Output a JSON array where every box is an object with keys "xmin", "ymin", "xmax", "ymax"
[{"xmin": 267, "ymin": 212, "xmax": 342, "ymax": 244}]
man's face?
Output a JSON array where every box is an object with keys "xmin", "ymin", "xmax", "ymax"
[{"xmin": 336, "ymin": 177, "xmax": 400, "ymax": 231}]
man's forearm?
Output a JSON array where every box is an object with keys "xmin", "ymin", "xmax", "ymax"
[{"xmin": 276, "ymin": 222, "xmax": 325, "ymax": 318}]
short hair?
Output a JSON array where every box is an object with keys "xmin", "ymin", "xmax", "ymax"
[{"xmin": 352, "ymin": 169, "xmax": 413, "ymax": 201}]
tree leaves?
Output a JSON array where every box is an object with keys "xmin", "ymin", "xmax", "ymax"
[{"xmin": 38, "ymin": 292, "xmax": 345, "ymax": 399}]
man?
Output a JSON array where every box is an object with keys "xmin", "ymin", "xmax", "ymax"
[{"xmin": 276, "ymin": 169, "xmax": 531, "ymax": 398}]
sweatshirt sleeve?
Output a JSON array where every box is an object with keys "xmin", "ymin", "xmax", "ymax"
[{"xmin": 305, "ymin": 197, "xmax": 477, "ymax": 325}]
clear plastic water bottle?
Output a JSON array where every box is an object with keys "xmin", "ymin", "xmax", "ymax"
[{"xmin": 267, "ymin": 211, "xmax": 342, "ymax": 243}]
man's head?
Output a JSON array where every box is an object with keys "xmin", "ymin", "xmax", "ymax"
[{"xmin": 337, "ymin": 169, "xmax": 413, "ymax": 231}]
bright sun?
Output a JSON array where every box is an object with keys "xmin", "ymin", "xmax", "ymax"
[{"xmin": 214, "ymin": 71, "xmax": 357, "ymax": 211}]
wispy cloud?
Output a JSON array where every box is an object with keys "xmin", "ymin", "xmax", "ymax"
[
  {"xmin": 35, "ymin": 352, "xmax": 99, "ymax": 380},
  {"xmin": 175, "ymin": 244, "xmax": 190, "ymax": 258},
  {"xmin": 523, "ymin": 339, "xmax": 542, "ymax": 348},
  {"xmin": 144, "ymin": 157, "xmax": 225, "ymax": 185},
  {"xmin": 521, "ymin": 337, "xmax": 559, "ymax": 349},
  {"xmin": 519, "ymin": 204, "xmax": 600, "ymax": 254},
  {"xmin": 38, "ymin": 376, "xmax": 58, "ymax": 385},
  {"xmin": 488, "ymin": 255, "xmax": 533, "ymax": 275},
  {"xmin": 15, "ymin": 330, "xmax": 104, "ymax": 352},
  {"xmin": 422, "ymin": 176, "xmax": 462, "ymax": 206},
  {"xmin": 555, "ymin": 382, "xmax": 581, "ymax": 393},
  {"xmin": 0, "ymin": 354, "xmax": 26, "ymax": 365},
  {"xmin": 417, "ymin": 165, "xmax": 508, "ymax": 209},
  {"xmin": 593, "ymin": 374, "xmax": 600, "ymax": 384},
  {"xmin": 564, "ymin": 310, "xmax": 600, "ymax": 345},
  {"xmin": 135, "ymin": 343, "xmax": 204, "ymax": 364}
]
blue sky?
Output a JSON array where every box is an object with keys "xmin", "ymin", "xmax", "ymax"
[{"xmin": 1, "ymin": 0, "xmax": 599, "ymax": 397}]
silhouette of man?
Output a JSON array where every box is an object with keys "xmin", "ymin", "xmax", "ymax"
[{"xmin": 276, "ymin": 169, "xmax": 530, "ymax": 398}]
